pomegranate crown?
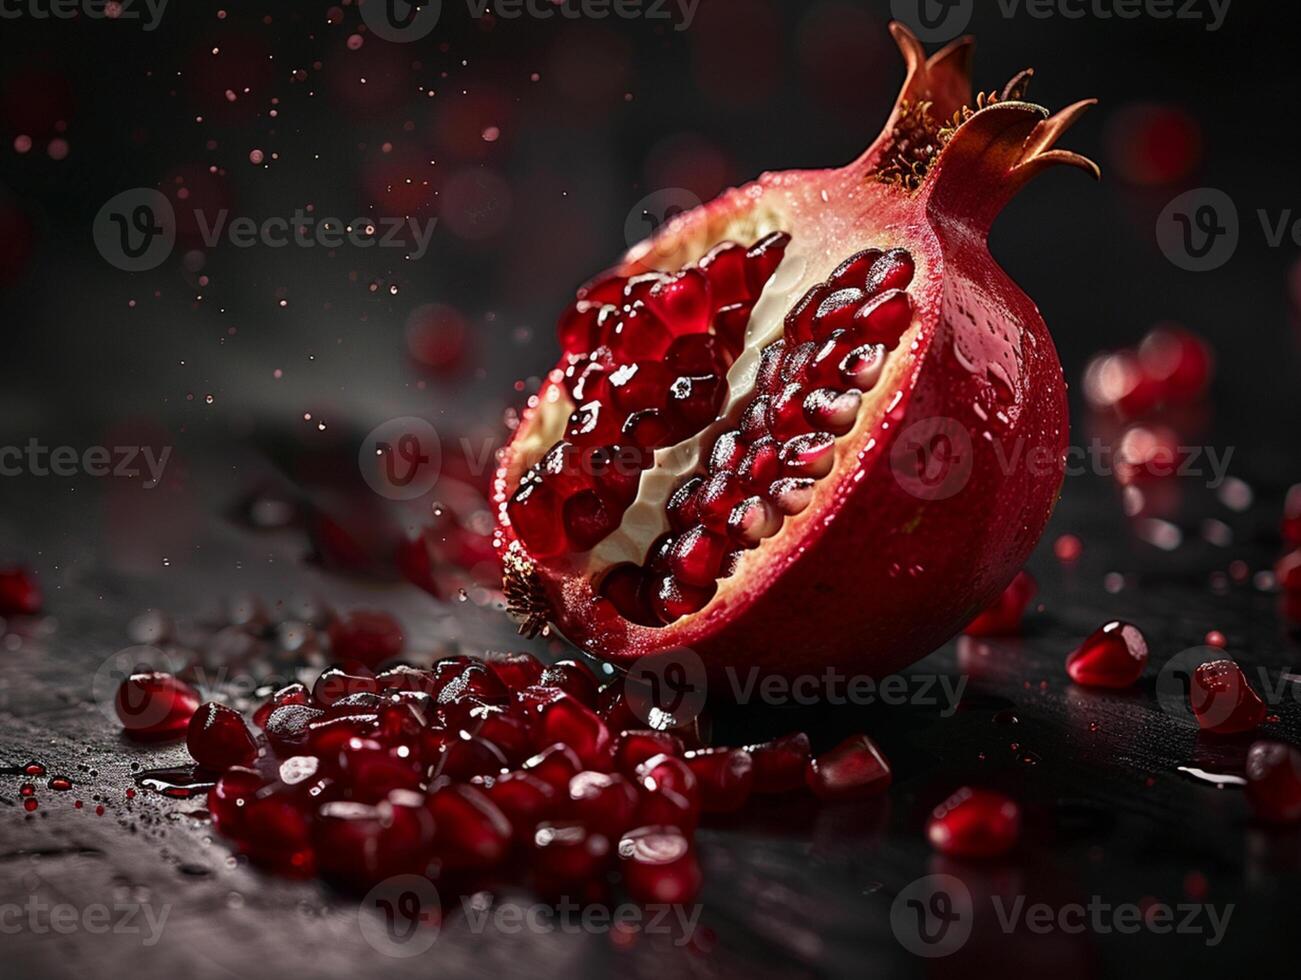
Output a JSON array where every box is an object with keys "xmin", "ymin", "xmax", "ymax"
[{"xmin": 867, "ymin": 23, "xmax": 1100, "ymax": 229}]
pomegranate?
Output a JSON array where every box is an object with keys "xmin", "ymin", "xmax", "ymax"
[
  {"xmin": 1189, "ymin": 659, "xmax": 1266, "ymax": 735},
  {"xmin": 1064, "ymin": 621, "xmax": 1148, "ymax": 689},
  {"xmin": 962, "ymin": 570, "xmax": 1036, "ymax": 636},
  {"xmin": 115, "ymin": 672, "xmax": 202, "ymax": 739},
  {"xmin": 494, "ymin": 24, "xmax": 1097, "ymax": 677}
]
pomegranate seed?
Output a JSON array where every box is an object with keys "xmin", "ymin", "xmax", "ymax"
[
  {"xmin": 609, "ymin": 360, "xmax": 670, "ymax": 415},
  {"xmin": 328, "ymin": 610, "xmax": 404, "ymax": 668},
  {"xmin": 614, "ymin": 730, "xmax": 685, "ymax": 775},
  {"xmin": 803, "ymin": 388, "xmax": 860, "ymax": 435},
  {"xmin": 1277, "ymin": 549, "xmax": 1301, "ymax": 595},
  {"xmin": 864, "ymin": 248, "xmax": 915, "ymax": 294},
  {"xmin": 522, "ymin": 742, "xmax": 584, "ymax": 794},
  {"xmin": 608, "ymin": 304, "xmax": 672, "ymax": 361},
  {"xmin": 646, "ymin": 267, "xmax": 711, "ymax": 336},
  {"xmin": 619, "ymin": 826, "xmax": 702, "ymax": 904},
  {"xmin": 667, "ymin": 476, "xmax": 704, "ymax": 532},
  {"xmin": 666, "ymin": 374, "xmax": 723, "ymax": 434},
  {"xmin": 651, "ymin": 574, "xmax": 714, "ymax": 624},
  {"xmin": 805, "ymin": 734, "xmax": 891, "ymax": 801},
  {"xmin": 739, "ymin": 396, "xmax": 771, "ymax": 441},
  {"xmin": 812, "ymin": 287, "xmax": 866, "ymax": 338},
  {"xmin": 538, "ymin": 659, "xmax": 600, "ymax": 708},
  {"xmin": 437, "ymin": 662, "xmax": 510, "ymax": 705},
  {"xmin": 484, "ymin": 651, "xmax": 546, "ymax": 692},
  {"xmin": 562, "ymin": 490, "xmax": 617, "ymax": 550},
  {"xmin": 253, "ymin": 683, "xmax": 310, "ymax": 729},
  {"xmin": 738, "ymin": 437, "xmax": 780, "ymax": 490},
  {"xmin": 622, "ymin": 408, "xmax": 671, "ymax": 450},
  {"xmin": 264, "ymin": 704, "xmax": 326, "ymax": 752},
  {"xmin": 839, "ymin": 343, "xmax": 886, "ymax": 390},
  {"xmin": 0, "ymin": 566, "xmax": 42, "ymax": 615},
  {"xmin": 728, "ymin": 496, "xmax": 782, "ymax": 547},
  {"xmin": 755, "ymin": 341, "xmax": 786, "ymax": 392},
  {"xmin": 426, "ymin": 784, "xmax": 512, "ymax": 871},
  {"xmin": 375, "ymin": 664, "xmax": 442, "ymax": 696},
  {"xmin": 207, "ymin": 766, "xmax": 266, "ymax": 836},
  {"xmin": 115, "ymin": 672, "xmax": 201, "ymax": 739},
  {"xmin": 699, "ymin": 241, "xmax": 749, "ymax": 306},
  {"xmin": 1137, "ymin": 324, "xmax": 1212, "ymax": 402},
  {"xmin": 531, "ymin": 820, "xmax": 611, "ymax": 882},
  {"xmin": 714, "ymin": 302, "xmax": 753, "ymax": 349},
  {"xmin": 599, "ymin": 563, "xmax": 656, "ymax": 625},
  {"xmin": 1244, "ymin": 741, "xmax": 1301, "ymax": 824},
  {"xmin": 557, "ymin": 299, "xmax": 602, "ymax": 351},
  {"xmin": 852, "ymin": 289, "xmax": 913, "ymax": 347},
  {"xmin": 507, "ymin": 477, "xmax": 568, "ymax": 558},
  {"xmin": 780, "ymin": 341, "xmax": 818, "ymax": 384},
  {"xmin": 926, "ymin": 787, "xmax": 1021, "ymax": 858},
  {"xmin": 315, "ymin": 795, "xmax": 434, "ymax": 887},
  {"xmin": 485, "ymin": 771, "xmax": 557, "ymax": 837},
  {"xmin": 667, "ymin": 333, "xmax": 725, "ymax": 376},
  {"xmin": 669, "ymin": 526, "xmax": 728, "ymax": 587},
  {"xmin": 336, "ymin": 738, "xmax": 424, "ymax": 802},
  {"xmin": 695, "ymin": 470, "xmax": 745, "ymax": 532},
  {"xmin": 683, "ymin": 747, "xmax": 754, "ymax": 812},
  {"xmin": 769, "ymin": 477, "xmax": 815, "ymax": 516},
  {"xmin": 1065, "ymin": 621, "xmax": 1148, "ymax": 688},
  {"xmin": 744, "ymin": 230, "xmax": 791, "ymax": 291},
  {"xmin": 566, "ymin": 770, "xmax": 640, "ymax": 838},
  {"xmin": 709, "ymin": 430, "xmax": 746, "ymax": 474},
  {"xmin": 237, "ymin": 796, "xmax": 317, "ymax": 877},
  {"xmin": 1189, "ymin": 659, "xmax": 1266, "ymax": 734},
  {"xmin": 312, "ymin": 667, "xmax": 380, "ymax": 706},
  {"xmin": 431, "ymin": 732, "xmax": 509, "ymax": 781},
  {"xmin": 964, "ymin": 571, "xmax": 1038, "ymax": 636},
  {"xmin": 768, "ymin": 382, "xmax": 811, "ymax": 439},
  {"xmin": 745, "ymin": 732, "xmax": 811, "ymax": 793},
  {"xmin": 534, "ymin": 695, "xmax": 612, "ymax": 770},
  {"xmin": 785, "ymin": 284, "xmax": 829, "ymax": 344},
  {"xmin": 577, "ymin": 271, "xmax": 625, "ymax": 305},
  {"xmin": 187, "ymin": 702, "xmax": 258, "ymax": 771},
  {"xmin": 634, "ymin": 753, "xmax": 700, "ymax": 831},
  {"xmin": 828, "ymin": 247, "xmax": 883, "ymax": 288},
  {"xmin": 780, "ymin": 431, "xmax": 836, "ymax": 478}
]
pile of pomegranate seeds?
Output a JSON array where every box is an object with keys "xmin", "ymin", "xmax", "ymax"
[
  {"xmin": 507, "ymin": 233, "xmax": 792, "ymax": 561},
  {"xmin": 116, "ymin": 651, "xmax": 887, "ymax": 901},
  {"xmin": 1064, "ymin": 620, "xmax": 1149, "ymax": 689},
  {"xmin": 1083, "ymin": 324, "xmax": 1213, "ymax": 419},
  {"xmin": 601, "ymin": 246, "xmax": 916, "ymax": 625},
  {"xmin": 962, "ymin": 570, "xmax": 1037, "ymax": 636},
  {"xmin": 926, "ymin": 787, "xmax": 1021, "ymax": 858},
  {"xmin": 0, "ymin": 565, "xmax": 42, "ymax": 616},
  {"xmin": 1189, "ymin": 659, "xmax": 1266, "ymax": 735}
]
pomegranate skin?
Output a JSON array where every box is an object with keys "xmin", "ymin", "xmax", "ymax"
[{"xmin": 493, "ymin": 25, "xmax": 1091, "ymax": 680}]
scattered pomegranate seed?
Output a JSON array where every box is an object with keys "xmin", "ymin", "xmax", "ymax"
[
  {"xmin": 484, "ymin": 651, "xmax": 546, "ymax": 692},
  {"xmin": 963, "ymin": 570, "xmax": 1037, "ymax": 636},
  {"xmin": 539, "ymin": 658, "xmax": 600, "ymax": 707},
  {"xmin": 115, "ymin": 672, "xmax": 202, "ymax": 739},
  {"xmin": 683, "ymin": 747, "xmax": 754, "ymax": 813},
  {"xmin": 744, "ymin": 732, "xmax": 811, "ymax": 793},
  {"xmin": 1189, "ymin": 659, "xmax": 1266, "ymax": 735},
  {"xmin": 0, "ymin": 566, "xmax": 42, "ymax": 615},
  {"xmin": 1065, "ymin": 621, "xmax": 1148, "ymax": 689},
  {"xmin": 187, "ymin": 702, "xmax": 258, "ymax": 771},
  {"xmin": 252, "ymin": 682, "xmax": 310, "ymax": 728},
  {"xmin": 565, "ymin": 770, "xmax": 639, "ymax": 839},
  {"xmin": 427, "ymin": 784, "xmax": 512, "ymax": 871},
  {"xmin": 634, "ymin": 753, "xmax": 701, "ymax": 831},
  {"xmin": 926, "ymin": 787, "xmax": 1021, "ymax": 858},
  {"xmin": 1244, "ymin": 741, "xmax": 1301, "ymax": 824},
  {"xmin": 614, "ymin": 730, "xmax": 684, "ymax": 775},
  {"xmin": 805, "ymin": 734, "xmax": 891, "ymax": 801},
  {"xmin": 618, "ymin": 825, "xmax": 702, "ymax": 904}
]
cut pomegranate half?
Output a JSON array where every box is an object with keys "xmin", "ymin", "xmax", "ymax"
[{"xmin": 494, "ymin": 24, "xmax": 1097, "ymax": 678}]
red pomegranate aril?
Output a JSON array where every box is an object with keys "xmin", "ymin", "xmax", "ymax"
[
  {"xmin": 609, "ymin": 304, "xmax": 674, "ymax": 362},
  {"xmin": 840, "ymin": 343, "xmax": 887, "ymax": 389},
  {"xmin": 619, "ymin": 826, "xmax": 702, "ymax": 904},
  {"xmin": 1277, "ymin": 549, "xmax": 1301, "ymax": 595},
  {"xmin": 728, "ymin": 496, "xmax": 781, "ymax": 548},
  {"xmin": 562, "ymin": 490, "xmax": 616, "ymax": 551},
  {"xmin": 780, "ymin": 341, "xmax": 818, "ymax": 384},
  {"xmin": 646, "ymin": 267, "xmax": 712, "ymax": 336},
  {"xmin": 667, "ymin": 476, "xmax": 704, "ymax": 532},
  {"xmin": 484, "ymin": 651, "xmax": 545, "ymax": 692},
  {"xmin": 864, "ymin": 248, "xmax": 915, "ymax": 294},
  {"xmin": 337, "ymin": 738, "xmax": 424, "ymax": 802},
  {"xmin": 427, "ymin": 784, "xmax": 512, "ymax": 871},
  {"xmin": 738, "ymin": 437, "xmax": 780, "ymax": 490},
  {"xmin": 745, "ymin": 732, "xmax": 811, "ymax": 793},
  {"xmin": 779, "ymin": 431, "xmax": 836, "ymax": 478},
  {"xmin": 315, "ymin": 796, "xmax": 434, "ymax": 887},
  {"xmin": 578, "ymin": 271, "xmax": 625, "ymax": 305},
  {"xmin": 1065, "ymin": 621, "xmax": 1148, "ymax": 689},
  {"xmin": 621, "ymin": 408, "xmax": 671, "ymax": 450},
  {"xmin": 699, "ymin": 241, "xmax": 750, "ymax": 306},
  {"xmin": 769, "ymin": 477, "xmax": 815, "ymax": 516},
  {"xmin": 438, "ymin": 663, "xmax": 510, "ymax": 706},
  {"xmin": 237, "ymin": 796, "xmax": 316, "ymax": 877},
  {"xmin": 683, "ymin": 747, "xmax": 754, "ymax": 813},
  {"xmin": 187, "ymin": 701, "xmax": 258, "ymax": 771},
  {"xmin": 805, "ymin": 734, "xmax": 891, "ymax": 801},
  {"xmin": 829, "ymin": 247, "xmax": 883, "ymax": 288},
  {"xmin": 695, "ymin": 470, "xmax": 745, "ymax": 532},
  {"xmin": 485, "ymin": 771, "xmax": 557, "ymax": 836},
  {"xmin": 207, "ymin": 765, "xmax": 266, "ymax": 835},
  {"xmin": 768, "ymin": 383, "xmax": 811, "ymax": 439},
  {"xmin": 1244, "ymin": 741, "xmax": 1301, "ymax": 824},
  {"xmin": 804, "ymin": 332, "xmax": 851, "ymax": 387},
  {"xmin": 813, "ymin": 287, "xmax": 867, "ymax": 339},
  {"xmin": 531, "ymin": 820, "xmax": 611, "ymax": 881},
  {"xmin": 557, "ymin": 299, "xmax": 603, "ymax": 351},
  {"xmin": 599, "ymin": 564, "xmax": 656, "ymax": 626},
  {"xmin": 567, "ymin": 398, "xmax": 624, "ymax": 446},
  {"xmin": 507, "ymin": 477, "xmax": 568, "ymax": 559},
  {"xmin": 667, "ymin": 374, "xmax": 723, "ymax": 433},
  {"xmin": 739, "ymin": 396, "xmax": 772, "ymax": 442},
  {"xmin": 709, "ymin": 430, "xmax": 746, "ymax": 474},
  {"xmin": 715, "ymin": 302, "xmax": 753, "ymax": 349},
  {"xmin": 522, "ymin": 742, "xmax": 584, "ymax": 793},
  {"xmin": 803, "ymin": 389, "xmax": 861, "ymax": 435},
  {"xmin": 0, "ymin": 566, "xmax": 41, "ymax": 615},
  {"xmin": 539, "ymin": 659, "xmax": 600, "ymax": 708},
  {"xmin": 566, "ymin": 770, "xmax": 640, "ymax": 838},
  {"xmin": 755, "ymin": 340, "xmax": 786, "ymax": 391},
  {"xmin": 328, "ymin": 610, "xmax": 404, "ymax": 668},
  {"xmin": 1137, "ymin": 324, "xmax": 1212, "ymax": 403},
  {"xmin": 432, "ymin": 732, "xmax": 509, "ymax": 781},
  {"xmin": 964, "ymin": 570, "xmax": 1038, "ymax": 636},
  {"xmin": 378, "ymin": 700, "xmax": 429, "ymax": 741},
  {"xmin": 926, "ymin": 787, "xmax": 1021, "ymax": 858},
  {"xmin": 785, "ymin": 284, "xmax": 829, "ymax": 344},
  {"xmin": 536, "ymin": 695, "xmax": 612, "ymax": 770},
  {"xmin": 115, "ymin": 672, "xmax": 201, "ymax": 739},
  {"xmin": 1190, "ymin": 659, "xmax": 1266, "ymax": 734},
  {"xmin": 312, "ymin": 667, "xmax": 380, "ymax": 707},
  {"xmin": 375, "ymin": 665, "xmax": 441, "ymax": 696},
  {"xmin": 744, "ymin": 230, "xmax": 791, "ymax": 291},
  {"xmin": 634, "ymin": 753, "xmax": 700, "ymax": 831},
  {"xmin": 615, "ymin": 730, "xmax": 685, "ymax": 775},
  {"xmin": 651, "ymin": 574, "xmax": 715, "ymax": 624},
  {"xmin": 669, "ymin": 526, "xmax": 728, "ymax": 587},
  {"xmin": 666, "ymin": 335, "xmax": 724, "ymax": 380},
  {"xmin": 265, "ymin": 704, "xmax": 326, "ymax": 752},
  {"xmin": 852, "ymin": 289, "xmax": 913, "ymax": 347},
  {"xmin": 608, "ymin": 360, "xmax": 669, "ymax": 415}
]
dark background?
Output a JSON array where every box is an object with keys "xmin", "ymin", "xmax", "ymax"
[{"xmin": 1, "ymin": 1, "xmax": 1300, "ymax": 978}]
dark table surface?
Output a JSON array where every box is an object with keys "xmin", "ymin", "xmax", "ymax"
[{"xmin": 2, "ymin": 451, "xmax": 1299, "ymax": 980}]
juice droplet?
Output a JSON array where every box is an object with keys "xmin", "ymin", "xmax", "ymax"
[
  {"xmin": 19, "ymin": 783, "xmax": 35, "ymax": 797},
  {"xmin": 48, "ymin": 777, "xmax": 72, "ymax": 791},
  {"xmin": 24, "ymin": 762, "xmax": 46, "ymax": 777},
  {"xmin": 23, "ymin": 798, "xmax": 38, "ymax": 812}
]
